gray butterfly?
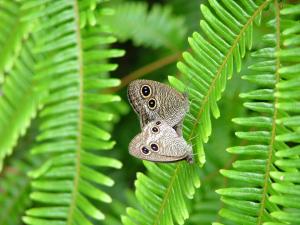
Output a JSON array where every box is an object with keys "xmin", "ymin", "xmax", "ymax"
[
  {"xmin": 127, "ymin": 79, "xmax": 189, "ymax": 136},
  {"xmin": 129, "ymin": 119, "xmax": 193, "ymax": 163}
]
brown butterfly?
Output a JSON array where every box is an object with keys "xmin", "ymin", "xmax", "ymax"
[{"xmin": 127, "ymin": 79, "xmax": 189, "ymax": 136}]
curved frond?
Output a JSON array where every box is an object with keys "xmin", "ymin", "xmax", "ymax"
[
  {"xmin": 122, "ymin": 1, "xmax": 269, "ymax": 225},
  {"xmin": 216, "ymin": 2, "xmax": 300, "ymax": 224},
  {"xmin": 267, "ymin": 4, "xmax": 300, "ymax": 225},
  {"xmin": 174, "ymin": 0, "xmax": 269, "ymax": 165},
  {"xmin": 122, "ymin": 162, "xmax": 200, "ymax": 225},
  {"xmin": 101, "ymin": 2, "xmax": 187, "ymax": 50},
  {"xmin": 21, "ymin": 1, "xmax": 124, "ymax": 224}
]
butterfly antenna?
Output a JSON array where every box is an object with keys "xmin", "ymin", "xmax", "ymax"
[
  {"xmin": 184, "ymin": 115, "xmax": 197, "ymax": 123},
  {"xmin": 191, "ymin": 152, "xmax": 199, "ymax": 156},
  {"xmin": 187, "ymin": 134, "xmax": 199, "ymax": 142},
  {"xmin": 182, "ymin": 73, "xmax": 193, "ymax": 96}
]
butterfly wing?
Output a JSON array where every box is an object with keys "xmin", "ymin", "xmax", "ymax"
[
  {"xmin": 127, "ymin": 79, "xmax": 189, "ymax": 132},
  {"xmin": 128, "ymin": 120, "xmax": 192, "ymax": 163}
]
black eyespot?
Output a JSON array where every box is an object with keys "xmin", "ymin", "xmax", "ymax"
[
  {"xmin": 151, "ymin": 143, "xmax": 159, "ymax": 151},
  {"xmin": 152, "ymin": 127, "xmax": 159, "ymax": 133},
  {"xmin": 156, "ymin": 121, "xmax": 161, "ymax": 125},
  {"xmin": 141, "ymin": 146, "xmax": 150, "ymax": 155},
  {"xmin": 141, "ymin": 85, "xmax": 151, "ymax": 97},
  {"xmin": 148, "ymin": 98, "xmax": 156, "ymax": 109}
]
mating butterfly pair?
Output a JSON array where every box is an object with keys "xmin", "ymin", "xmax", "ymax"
[{"xmin": 127, "ymin": 79, "xmax": 193, "ymax": 163}]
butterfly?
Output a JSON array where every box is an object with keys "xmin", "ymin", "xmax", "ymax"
[
  {"xmin": 129, "ymin": 119, "xmax": 193, "ymax": 163},
  {"xmin": 127, "ymin": 79, "xmax": 189, "ymax": 136}
]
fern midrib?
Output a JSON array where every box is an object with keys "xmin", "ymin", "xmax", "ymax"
[
  {"xmin": 153, "ymin": 164, "xmax": 180, "ymax": 225},
  {"xmin": 188, "ymin": 0, "xmax": 271, "ymax": 141},
  {"xmin": 257, "ymin": 1, "xmax": 280, "ymax": 224},
  {"xmin": 112, "ymin": 51, "xmax": 182, "ymax": 92},
  {"xmin": 67, "ymin": 0, "xmax": 83, "ymax": 223}
]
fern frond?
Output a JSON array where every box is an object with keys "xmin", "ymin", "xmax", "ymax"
[
  {"xmin": 122, "ymin": 162, "xmax": 200, "ymax": 225},
  {"xmin": 266, "ymin": 4, "xmax": 300, "ymax": 225},
  {"xmin": 21, "ymin": 1, "xmax": 124, "ymax": 224},
  {"xmin": 216, "ymin": 1, "xmax": 298, "ymax": 224},
  {"xmin": 0, "ymin": 37, "xmax": 43, "ymax": 171},
  {"xmin": 0, "ymin": 0, "xmax": 32, "ymax": 84},
  {"xmin": 122, "ymin": 1, "xmax": 270, "ymax": 225},
  {"xmin": 101, "ymin": 2, "xmax": 187, "ymax": 50},
  {"xmin": 172, "ymin": 0, "xmax": 270, "ymax": 165}
]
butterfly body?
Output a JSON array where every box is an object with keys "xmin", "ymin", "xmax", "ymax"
[
  {"xmin": 129, "ymin": 120, "xmax": 193, "ymax": 163},
  {"xmin": 127, "ymin": 79, "xmax": 189, "ymax": 135}
]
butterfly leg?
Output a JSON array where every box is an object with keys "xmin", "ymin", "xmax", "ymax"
[
  {"xmin": 185, "ymin": 145, "xmax": 194, "ymax": 164},
  {"xmin": 140, "ymin": 113, "xmax": 149, "ymax": 129},
  {"xmin": 183, "ymin": 92, "xmax": 190, "ymax": 112}
]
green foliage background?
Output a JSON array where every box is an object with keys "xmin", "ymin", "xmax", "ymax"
[{"xmin": 0, "ymin": 0, "xmax": 299, "ymax": 225}]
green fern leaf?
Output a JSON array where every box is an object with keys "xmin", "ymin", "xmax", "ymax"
[
  {"xmin": 122, "ymin": 162, "xmax": 200, "ymax": 225},
  {"xmin": 173, "ymin": 0, "xmax": 270, "ymax": 165},
  {"xmin": 21, "ymin": 1, "xmax": 124, "ymax": 224},
  {"xmin": 122, "ymin": 1, "xmax": 270, "ymax": 225},
  {"xmin": 101, "ymin": 2, "xmax": 187, "ymax": 50},
  {"xmin": 268, "ymin": 4, "xmax": 300, "ymax": 224},
  {"xmin": 216, "ymin": 1, "xmax": 300, "ymax": 224}
]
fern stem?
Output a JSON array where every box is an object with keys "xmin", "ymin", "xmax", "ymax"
[
  {"xmin": 67, "ymin": 0, "xmax": 84, "ymax": 223},
  {"xmin": 110, "ymin": 51, "xmax": 182, "ymax": 92},
  {"xmin": 257, "ymin": 1, "xmax": 281, "ymax": 224},
  {"xmin": 188, "ymin": 0, "xmax": 271, "ymax": 141}
]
